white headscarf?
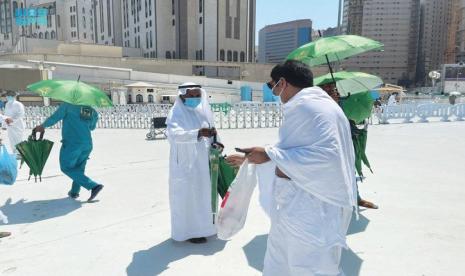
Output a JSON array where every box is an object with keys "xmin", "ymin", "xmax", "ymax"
[{"xmin": 165, "ymin": 82, "xmax": 215, "ymax": 129}]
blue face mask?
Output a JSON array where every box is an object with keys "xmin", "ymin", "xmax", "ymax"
[
  {"xmin": 184, "ymin": 97, "xmax": 201, "ymax": 108},
  {"xmin": 6, "ymin": 96, "xmax": 14, "ymax": 102}
]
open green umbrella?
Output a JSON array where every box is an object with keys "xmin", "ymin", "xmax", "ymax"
[
  {"xmin": 341, "ymin": 91, "xmax": 374, "ymax": 124},
  {"xmin": 314, "ymin": 71, "xmax": 384, "ymax": 97},
  {"xmin": 27, "ymin": 79, "xmax": 113, "ymax": 107},
  {"xmin": 16, "ymin": 133, "xmax": 54, "ymax": 182},
  {"xmin": 287, "ymin": 35, "xmax": 384, "ymax": 67}
]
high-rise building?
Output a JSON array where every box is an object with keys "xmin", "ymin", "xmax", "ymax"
[
  {"xmin": 0, "ymin": 0, "xmax": 256, "ymax": 66},
  {"xmin": 121, "ymin": 0, "xmax": 255, "ymax": 63},
  {"xmin": 456, "ymin": 0, "xmax": 465, "ymax": 63},
  {"xmin": 416, "ymin": 0, "xmax": 456, "ymax": 85},
  {"xmin": 342, "ymin": 0, "xmax": 421, "ymax": 86},
  {"xmin": 444, "ymin": 0, "xmax": 459, "ymax": 64},
  {"xmin": 258, "ymin": 19, "xmax": 312, "ymax": 64}
]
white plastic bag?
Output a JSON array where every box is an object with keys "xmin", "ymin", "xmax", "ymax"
[{"xmin": 216, "ymin": 160, "xmax": 257, "ymax": 240}]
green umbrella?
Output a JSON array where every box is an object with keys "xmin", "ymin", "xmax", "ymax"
[
  {"xmin": 350, "ymin": 121, "xmax": 373, "ymax": 177},
  {"xmin": 16, "ymin": 134, "xmax": 54, "ymax": 182},
  {"xmin": 27, "ymin": 79, "xmax": 113, "ymax": 107},
  {"xmin": 209, "ymin": 146, "xmax": 221, "ymax": 224},
  {"xmin": 341, "ymin": 91, "xmax": 374, "ymax": 124},
  {"xmin": 217, "ymin": 156, "xmax": 238, "ymax": 198},
  {"xmin": 287, "ymin": 35, "xmax": 384, "ymax": 67},
  {"xmin": 314, "ymin": 71, "xmax": 384, "ymax": 97}
]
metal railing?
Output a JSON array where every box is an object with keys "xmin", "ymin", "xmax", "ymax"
[{"xmin": 23, "ymin": 103, "xmax": 282, "ymax": 129}]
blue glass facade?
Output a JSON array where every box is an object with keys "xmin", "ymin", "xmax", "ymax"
[{"xmin": 297, "ymin": 27, "xmax": 311, "ymax": 47}]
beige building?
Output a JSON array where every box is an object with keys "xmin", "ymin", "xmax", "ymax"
[
  {"xmin": 342, "ymin": 0, "xmax": 421, "ymax": 86},
  {"xmin": 456, "ymin": 0, "xmax": 465, "ymax": 62},
  {"xmin": 416, "ymin": 0, "xmax": 457, "ymax": 85}
]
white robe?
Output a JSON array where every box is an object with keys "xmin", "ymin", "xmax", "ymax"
[
  {"xmin": 166, "ymin": 86, "xmax": 217, "ymax": 241},
  {"xmin": 261, "ymin": 87, "xmax": 357, "ymax": 276},
  {"xmin": 2, "ymin": 100, "xmax": 25, "ymax": 153}
]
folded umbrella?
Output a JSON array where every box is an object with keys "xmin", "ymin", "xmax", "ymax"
[{"xmin": 16, "ymin": 131, "xmax": 54, "ymax": 182}]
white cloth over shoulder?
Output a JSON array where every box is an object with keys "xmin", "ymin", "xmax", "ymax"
[
  {"xmin": 166, "ymin": 82, "xmax": 217, "ymax": 241},
  {"xmin": 2, "ymin": 100, "xmax": 25, "ymax": 153},
  {"xmin": 260, "ymin": 87, "xmax": 357, "ymax": 276}
]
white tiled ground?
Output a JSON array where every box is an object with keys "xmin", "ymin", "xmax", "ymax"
[{"xmin": 1, "ymin": 123, "xmax": 464, "ymax": 276}]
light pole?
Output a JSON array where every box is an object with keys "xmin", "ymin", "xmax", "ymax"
[
  {"xmin": 37, "ymin": 62, "xmax": 56, "ymax": 106},
  {"xmin": 456, "ymin": 71, "xmax": 462, "ymax": 92}
]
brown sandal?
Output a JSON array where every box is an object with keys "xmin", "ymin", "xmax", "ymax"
[
  {"xmin": 358, "ymin": 199, "xmax": 379, "ymax": 209},
  {"xmin": 0, "ymin": 232, "xmax": 11, "ymax": 238}
]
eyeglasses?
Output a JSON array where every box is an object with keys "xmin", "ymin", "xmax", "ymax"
[{"xmin": 266, "ymin": 79, "xmax": 281, "ymax": 90}]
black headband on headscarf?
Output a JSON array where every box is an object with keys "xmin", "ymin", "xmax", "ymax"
[{"xmin": 178, "ymin": 84, "xmax": 202, "ymax": 89}]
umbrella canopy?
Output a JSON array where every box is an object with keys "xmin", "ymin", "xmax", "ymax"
[
  {"xmin": 314, "ymin": 71, "xmax": 384, "ymax": 97},
  {"xmin": 350, "ymin": 122, "xmax": 373, "ymax": 177},
  {"xmin": 341, "ymin": 91, "xmax": 374, "ymax": 124},
  {"xmin": 209, "ymin": 146, "xmax": 221, "ymax": 223},
  {"xmin": 217, "ymin": 156, "xmax": 238, "ymax": 198},
  {"xmin": 286, "ymin": 35, "xmax": 383, "ymax": 66},
  {"xmin": 449, "ymin": 91, "xmax": 461, "ymax": 96},
  {"xmin": 27, "ymin": 80, "xmax": 113, "ymax": 108},
  {"xmin": 16, "ymin": 135, "xmax": 54, "ymax": 182}
]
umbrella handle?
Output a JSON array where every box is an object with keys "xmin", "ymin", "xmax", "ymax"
[{"xmin": 31, "ymin": 128, "xmax": 45, "ymax": 141}]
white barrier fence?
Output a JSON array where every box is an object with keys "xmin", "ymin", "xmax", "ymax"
[
  {"xmin": 376, "ymin": 103, "xmax": 465, "ymax": 124},
  {"xmin": 23, "ymin": 103, "xmax": 283, "ymax": 129},
  {"xmin": 18, "ymin": 103, "xmax": 465, "ymax": 129}
]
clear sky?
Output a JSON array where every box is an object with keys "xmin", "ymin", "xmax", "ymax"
[{"xmin": 255, "ymin": 0, "xmax": 341, "ymax": 44}]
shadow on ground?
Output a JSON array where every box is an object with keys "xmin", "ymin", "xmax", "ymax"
[
  {"xmin": 126, "ymin": 237, "xmax": 227, "ymax": 276},
  {"xmin": 0, "ymin": 197, "xmax": 82, "ymax": 225}
]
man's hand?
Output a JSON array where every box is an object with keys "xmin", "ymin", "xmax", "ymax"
[
  {"xmin": 242, "ymin": 147, "xmax": 270, "ymax": 164},
  {"xmin": 33, "ymin": 125, "xmax": 45, "ymax": 134},
  {"xmin": 4, "ymin": 117, "xmax": 13, "ymax": 125},
  {"xmin": 226, "ymin": 154, "xmax": 246, "ymax": 168},
  {"xmin": 198, "ymin": 128, "xmax": 216, "ymax": 138}
]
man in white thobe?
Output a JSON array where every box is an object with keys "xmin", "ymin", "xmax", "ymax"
[
  {"xmin": 166, "ymin": 82, "xmax": 219, "ymax": 244},
  {"xmin": 388, "ymin": 93, "xmax": 398, "ymax": 105},
  {"xmin": 229, "ymin": 60, "xmax": 357, "ymax": 275},
  {"xmin": 0, "ymin": 91, "xmax": 25, "ymax": 154}
]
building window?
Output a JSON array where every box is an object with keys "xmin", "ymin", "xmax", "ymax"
[
  {"xmin": 199, "ymin": 0, "xmax": 202, "ymax": 13},
  {"xmin": 148, "ymin": 94, "xmax": 154, "ymax": 103},
  {"xmin": 233, "ymin": 51, "xmax": 238, "ymax": 62},
  {"xmin": 39, "ymin": 32, "xmax": 43, "ymax": 39},
  {"xmin": 128, "ymin": 94, "xmax": 132, "ymax": 103},
  {"xmin": 82, "ymin": 7, "xmax": 85, "ymax": 13},
  {"xmin": 240, "ymin": 51, "xmax": 245, "ymax": 62},
  {"xmin": 220, "ymin": 50, "xmax": 225, "ymax": 61},
  {"xmin": 51, "ymin": 31, "xmax": 56, "ymax": 39},
  {"xmin": 199, "ymin": 50, "xmax": 203, "ymax": 60},
  {"xmin": 57, "ymin": 15, "xmax": 61, "ymax": 27},
  {"xmin": 172, "ymin": 19, "xmax": 175, "ymax": 26},
  {"xmin": 227, "ymin": 50, "xmax": 232, "ymax": 61},
  {"xmin": 199, "ymin": 17, "xmax": 202, "ymax": 24},
  {"xmin": 83, "ymin": 17, "xmax": 86, "ymax": 28},
  {"xmin": 136, "ymin": 94, "xmax": 143, "ymax": 103},
  {"xmin": 45, "ymin": 32, "xmax": 49, "ymax": 39},
  {"xmin": 172, "ymin": 51, "xmax": 176, "ymax": 59},
  {"xmin": 83, "ymin": 32, "xmax": 87, "ymax": 39},
  {"xmin": 166, "ymin": 51, "xmax": 171, "ymax": 59}
]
